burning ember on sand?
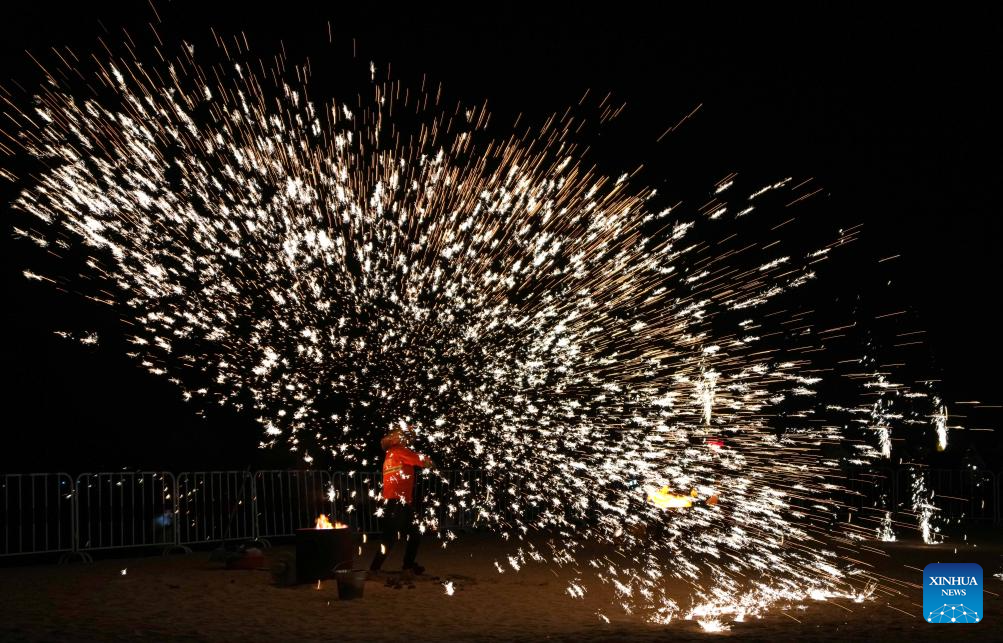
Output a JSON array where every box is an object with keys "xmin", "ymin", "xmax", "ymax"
[{"xmin": 1, "ymin": 12, "xmax": 959, "ymax": 627}]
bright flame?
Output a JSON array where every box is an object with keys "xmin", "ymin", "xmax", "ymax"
[
  {"xmin": 647, "ymin": 486, "xmax": 694, "ymax": 509},
  {"xmin": 314, "ymin": 514, "xmax": 347, "ymax": 529}
]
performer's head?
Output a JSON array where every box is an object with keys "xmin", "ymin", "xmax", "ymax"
[
  {"xmin": 381, "ymin": 420, "xmax": 412, "ymax": 450},
  {"xmin": 381, "ymin": 430, "xmax": 401, "ymax": 451}
]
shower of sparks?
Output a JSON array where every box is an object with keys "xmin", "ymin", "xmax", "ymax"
[
  {"xmin": 698, "ymin": 619, "xmax": 730, "ymax": 633},
  {"xmin": 877, "ymin": 510, "xmax": 897, "ymax": 542},
  {"xmin": 911, "ymin": 470, "xmax": 942, "ymax": 545},
  {"xmin": 1, "ymin": 24, "xmax": 954, "ymax": 625},
  {"xmin": 933, "ymin": 403, "xmax": 949, "ymax": 452}
]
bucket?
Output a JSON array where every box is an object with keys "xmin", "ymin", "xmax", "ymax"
[
  {"xmin": 295, "ymin": 528, "xmax": 354, "ymax": 584},
  {"xmin": 334, "ymin": 569, "xmax": 367, "ymax": 600}
]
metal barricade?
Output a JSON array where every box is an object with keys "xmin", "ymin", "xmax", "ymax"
[
  {"xmin": 416, "ymin": 469, "xmax": 487, "ymax": 530},
  {"xmin": 74, "ymin": 472, "xmax": 176, "ymax": 553},
  {"xmin": 254, "ymin": 470, "xmax": 333, "ymax": 538},
  {"xmin": 841, "ymin": 466, "xmax": 897, "ymax": 510},
  {"xmin": 333, "ymin": 471, "xmax": 382, "ymax": 534},
  {"xmin": 997, "ymin": 472, "xmax": 1002, "ymax": 525},
  {"xmin": 0, "ymin": 473, "xmax": 75, "ymax": 559},
  {"xmin": 835, "ymin": 465, "xmax": 898, "ymax": 536},
  {"xmin": 926, "ymin": 468, "xmax": 997, "ymax": 523},
  {"xmin": 176, "ymin": 471, "xmax": 256, "ymax": 546},
  {"xmin": 0, "ymin": 466, "xmax": 998, "ymax": 562}
]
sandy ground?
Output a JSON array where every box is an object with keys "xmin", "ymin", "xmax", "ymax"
[{"xmin": 1, "ymin": 532, "xmax": 1001, "ymax": 642}]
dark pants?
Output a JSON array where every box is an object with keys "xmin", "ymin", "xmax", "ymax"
[{"xmin": 369, "ymin": 501, "xmax": 421, "ymax": 571}]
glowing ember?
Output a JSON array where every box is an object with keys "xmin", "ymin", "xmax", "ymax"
[{"xmin": 647, "ymin": 486, "xmax": 695, "ymax": 510}]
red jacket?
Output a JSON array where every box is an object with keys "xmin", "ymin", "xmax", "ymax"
[{"xmin": 382, "ymin": 445, "xmax": 428, "ymax": 504}]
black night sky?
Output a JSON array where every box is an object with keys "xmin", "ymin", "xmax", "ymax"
[{"xmin": 2, "ymin": 3, "xmax": 1000, "ymax": 474}]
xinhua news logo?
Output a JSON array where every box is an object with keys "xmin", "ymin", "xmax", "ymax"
[{"xmin": 923, "ymin": 563, "xmax": 983, "ymax": 623}]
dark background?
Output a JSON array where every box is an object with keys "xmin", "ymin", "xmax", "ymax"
[{"xmin": 2, "ymin": 2, "xmax": 1000, "ymax": 473}]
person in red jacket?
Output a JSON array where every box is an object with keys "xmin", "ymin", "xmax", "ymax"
[{"xmin": 369, "ymin": 425, "xmax": 435, "ymax": 575}]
